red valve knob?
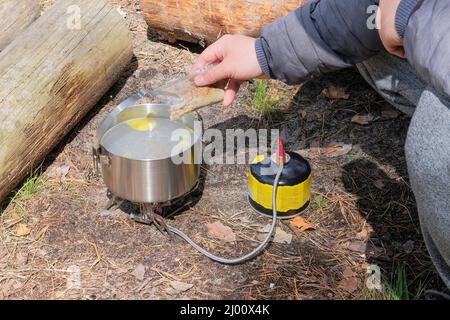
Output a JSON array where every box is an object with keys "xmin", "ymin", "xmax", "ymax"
[{"xmin": 277, "ymin": 137, "xmax": 286, "ymax": 165}]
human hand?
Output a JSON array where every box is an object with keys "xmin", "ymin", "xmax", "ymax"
[
  {"xmin": 378, "ymin": 0, "xmax": 405, "ymax": 58},
  {"xmin": 192, "ymin": 35, "xmax": 266, "ymax": 107}
]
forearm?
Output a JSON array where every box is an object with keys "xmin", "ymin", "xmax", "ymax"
[{"xmin": 256, "ymin": 0, "xmax": 383, "ymax": 84}]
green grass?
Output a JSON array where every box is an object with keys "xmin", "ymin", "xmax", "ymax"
[
  {"xmin": 365, "ymin": 264, "xmax": 428, "ymax": 300},
  {"xmin": 21, "ymin": 175, "xmax": 40, "ymax": 197},
  {"xmin": 385, "ymin": 265, "xmax": 410, "ymax": 300},
  {"xmin": 315, "ymin": 196, "xmax": 327, "ymax": 209},
  {"xmin": 0, "ymin": 166, "xmax": 45, "ymax": 220},
  {"xmin": 252, "ymin": 80, "xmax": 283, "ymax": 119}
]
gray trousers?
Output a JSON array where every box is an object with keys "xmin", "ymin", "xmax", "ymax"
[{"xmin": 356, "ymin": 52, "xmax": 450, "ymax": 288}]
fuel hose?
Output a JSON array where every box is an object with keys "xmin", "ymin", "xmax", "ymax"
[{"xmin": 166, "ymin": 163, "xmax": 284, "ymax": 264}]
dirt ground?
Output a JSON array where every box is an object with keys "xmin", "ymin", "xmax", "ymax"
[{"xmin": 0, "ymin": 1, "xmax": 447, "ymax": 300}]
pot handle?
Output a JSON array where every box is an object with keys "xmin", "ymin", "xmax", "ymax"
[{"xmin": 92, "ymin": 146, "xmax": 101, "ymax": 177}]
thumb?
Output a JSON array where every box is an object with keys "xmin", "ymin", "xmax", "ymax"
[{"xmin": 194, "ymin": 63, "xmax": 229, "ymax": 86}]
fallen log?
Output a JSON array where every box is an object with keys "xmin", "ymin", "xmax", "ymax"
[
  {"xmin": 0, "ymin": 0, "xmax": 41, "ymax": 50},
  {"xmin": 0, "ymin": 0, "xmax": 133, "ymax": 202},
  {"xmin": 140, "ymin": 0, "xmax": 308, "ymax": 45}
]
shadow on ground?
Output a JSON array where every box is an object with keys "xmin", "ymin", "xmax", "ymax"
[
  {"xmin": 288, "ymin": 68, "xmax": 445, "ymax": 297},
  {"xmin": 207, "ymin": 67, "xmax": 446, "ymax": 298}
]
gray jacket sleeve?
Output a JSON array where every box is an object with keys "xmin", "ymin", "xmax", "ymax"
[
  {"xmin": 255, "ymin": 0, "xmax": 383, "ymax": 84},
  {"xmin": 402, "ymin": 0, "xmax": 450, "ymax": 98},
  {"xmin": 256, "ymin": 0, "xmax": 450, "ymax": 99}
]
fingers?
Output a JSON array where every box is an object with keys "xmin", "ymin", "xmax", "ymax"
[
  {"xmin": 191, "ymin": 55, "xmax": 213, "ymax": 74},
  {"xmin": 223, "ymin": 79, "xmax": 242, "ymax": 107},
  {"xmin": 191, "ymin": 39, "xmax": 226, "ymax": 73},
  {"xmin": 193, "ymin": 38, "xmax": 232, "ymax": 86},
  {"xmin": 194, "ymin": 62, "xmax": 229, "ymax": 86}
]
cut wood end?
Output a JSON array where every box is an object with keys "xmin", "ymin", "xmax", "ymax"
[{"xmin": 170, "ymin": 86, "xmax": 225, "ymax": 121}]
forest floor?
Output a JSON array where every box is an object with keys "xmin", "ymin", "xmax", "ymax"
[{"xmin": 0, "ymin": 0, "xmax": 447, "ymax": 300}]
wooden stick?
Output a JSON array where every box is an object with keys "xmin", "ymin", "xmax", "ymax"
[{"xmin": 170, "ymin": 86, "xmax": 225, "ymax": 120}]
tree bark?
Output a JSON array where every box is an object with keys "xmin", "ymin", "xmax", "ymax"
[
  {"xmin": 0, "ymin": 0, "xmax": 133, "ymax": 202},
  {"xmin": 0, "ymin": 0, "xmax": 41, "ymax": 51},
  {"xmin": 140, "ymin": 0, "xmax": 308, "ymax": 45}
]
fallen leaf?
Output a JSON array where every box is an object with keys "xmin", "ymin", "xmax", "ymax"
[
  {"xmin": 355, "ymin": 229, "xmax": 369, "ymax": 241},
  {"xmin": 295, "ymin": 143, "xmax": 352, "ymax": 159},
  {"xmin": 351, "ymin": 114, "xmax": 375, "ymax": 125},
  {"xmin": 322, "ymin": 143, "xmax": 352, "ymax": 158},
  {"xmin": 403, "ymin": 240, "xmax": 414, "ymax": 254},
  {"xmin": 290, "ymin": 216, "xmax": 315, "ymax": 232},
  {"xmin": 348, "ymin": 240, "xmax": 367, "ymax": 254},
  {"xmin": 16, "ymin": 224, "xmax": 31, "ymax": 237},
  {"xmin": 322, "ymin": 86, "xmax": 350, "ymax": 100},
  {"xmin": 131, "ymin": 263, "xmax": 147, "ymax": 281},
  {"xmin": 170, "ymin": 281, "xmax": 194, "ymax": 292},
  {"xmin": 374, "ymin": 179, "xmax": 385, "ymax": 190},
  {"xmin": 257, "ymin": 225, "xmax": 292, "ymax": 244},
  {"xmin": 339, "ymin": 277, "xmax": 359, "ymax": 293},
  {"xmin": 342, "ymin": 266, "xmax": 356, "ymax": 279},
  {"xmin": 205, "ymin": 221, "xmax": 236, "ymax": 242},
  {"xmin": 381, "ymin": 109, "xmax": 400, "ymax": 120},
  {"xmin": 273, "ymin": 229, "xmax": 292, "ymax": 244}
]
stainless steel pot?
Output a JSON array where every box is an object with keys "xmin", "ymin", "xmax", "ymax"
[{"xmin": 93, "ymin": 103, "xmax": 201, "ymax": 204}]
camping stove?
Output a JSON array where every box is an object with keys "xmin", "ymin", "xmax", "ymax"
[
  {"xmin": 103, "ymin": 184, "xmax": 200, "ymax": 238},
  {"xmin": 93, "ymin": 103, "xmax": 202, "ymax": 231}
]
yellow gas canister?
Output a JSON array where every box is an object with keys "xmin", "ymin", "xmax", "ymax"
[{"xmin": 248, "ymin": 152, "xmax": 311, "ymax": 219}]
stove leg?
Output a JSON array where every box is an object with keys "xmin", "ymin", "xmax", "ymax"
[
  {"xmin": 105, "ymin": 192, "xmax": 123, "ymax": 211},
  {"xmin": 130, "ymin": 204, "xmax": 174, "ymax": 240}
]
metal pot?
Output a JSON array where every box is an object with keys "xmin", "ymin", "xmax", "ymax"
[{"xmin": 93, "ymin": 103, "xmax": 201, "ymax": 204}]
